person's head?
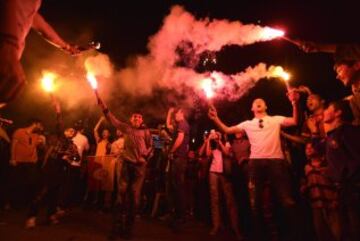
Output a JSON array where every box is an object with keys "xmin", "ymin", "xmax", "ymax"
[
  {"xmin": 350, "ymin": 70, "xmax": 360, "ymax": 95},
  {"xmin": 64, "ymin": 127, "xmax": 76, "ymax": 138},
  {"xmin": 251, "ymin": 98, "xmax": 267, "ymax": 114},
  {"xmin": 323, "ymin": 100, "xmax": 354, "ymax": 124},
  {"xmin": 174, "ymin": 108, "xmax": 186, "ymax": 122},
  {"xmin": 73, "ymin": 120, "xmax": 85, "ymax": 133},
  {"xmin": 26, "ymin": 118, "xmax": 43, "ymax": 133},
  {"xmin": 306, "ymin": 94, "xmax": 325, "ymax": 113},
  {"xmin": 102, "ymin": 128, "xmax": 111, "ymax": 140},
  {"xmin": 130, "ymin": 113, "xmax": 143, "ymax": 128},
  {"xmin": 334, "ymin": 61, "xmax": 360, "ymax": 86},
  {"xmin": 116, "ymin": 129, "xmax": 123, "ymax": 138},
  {"xmin": 305, "ymin": 142, "xmax": 316, "ymax": 159},
  {"xmin": 234, "ymin": 130, "xmax": 247, "ymax": 140}
]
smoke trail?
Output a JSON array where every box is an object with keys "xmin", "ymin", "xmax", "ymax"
[{"xmin": 114, "ymin": 5, "xmax": 284, "ymax": 99}]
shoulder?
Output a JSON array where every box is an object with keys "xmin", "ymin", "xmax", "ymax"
[{"xmin": 269, "ymin": 115, "xmax": 286, "ymax": 123}]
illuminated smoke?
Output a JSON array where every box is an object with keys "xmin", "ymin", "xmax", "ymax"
[{"xmin": 115, "ymin": 5, "xmax": 284, "ymax": 99}]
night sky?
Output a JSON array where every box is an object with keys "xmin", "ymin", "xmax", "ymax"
[{"xmin": 2, "ymin": 0, "xmax": 360, "ymax": 141}]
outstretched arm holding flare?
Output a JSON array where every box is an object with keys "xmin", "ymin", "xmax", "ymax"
[
  {"xmin": 96, "ymin": 95, "xmax": 129, "ymax": 133},
  {"xmin": 208, "ymin": 107, "xmax": 243, "ymax": 134}
]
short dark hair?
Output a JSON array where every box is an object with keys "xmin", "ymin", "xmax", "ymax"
[
  {"xmin": 329, "ymin": 100, "xmax": 354, "ymax": 123},
  {"xmin": 26, "ymin": 118, "xmax": 42, "ymax": 126},
  {"xmin": 349, "ymin": 69, "xmax": 360, "ymax": 85},
  {"xmin": 73, "ymin": 120, "xmax": 85, "ymax": 131}
]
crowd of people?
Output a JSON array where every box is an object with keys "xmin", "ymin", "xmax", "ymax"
[
  {"xmin": 1, "ymin": 1, "xmax": 360, "ymax": 241},
  {"xmin": 1, "ymin": 58, "xmax": 360, "ymax": 240}
]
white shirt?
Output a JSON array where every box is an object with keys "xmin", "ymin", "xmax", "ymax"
[
  {"xmin": 210, "ymin": 149, "xmax": 223, "ymax": 173},
  {"xmin": 111, "ymin": 137, "xmax": 125, "ymax": 157},
  {"xmin": 209, "ymin": 142, "xmax": 230, "ymax": 173},
  {"xmin": 237, "ymin": 115, "xmax": 286, "ymax": 159},
  {"xmin": 72, "ymin": 132, "xmax": 89, "ymax": 165}
]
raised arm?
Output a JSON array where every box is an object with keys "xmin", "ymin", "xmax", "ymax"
[
  {"xmin": 52, "ymin": 97, "xmax": 64, "ymax": 136},
  {"xmin": 292, "ymin": 39, "xmax": 337, "ymax": 54},
  {"xmin": 208, "ymin": 106, "xmax": 242, "ymax": 134},
  {"xmin": 93, "ymin": 116, "xmax": 104, "ymax": 144},
  {"xmin": 32, "ymin": 13, "xmax": 80, "ymax": 55},
  {"xmin": 170, "ymin": 132, "xmax": 184, "ymax": 154},
  {"xmin": 218, "ymin": 139, "xmax": 231, "ymax": 156},
  {"xmin": 281, "ymin": 90, "xmax": 299, "ymax": 127},
  {"xmin": 166, "ymin": 108, "xmax": 175, "ymax": 133},
  {"xmin": 97, "ymin": 96, "xmax": 129, "ymax": 133},
  {"xmin": 198, "ymin": 136, "xmax": 209, "ymax": 157}
]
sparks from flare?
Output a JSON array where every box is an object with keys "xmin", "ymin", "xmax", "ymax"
[
  {"xmin": 41, "ymin": 71, "xmax": 57, "ymax": 93},
  {"xmin": 200, "ymin": 72, "xmax": 225, "ymax": 99}
]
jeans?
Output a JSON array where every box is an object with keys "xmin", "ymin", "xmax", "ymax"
[
  {"xmin": 167, "ymin": 156, "xmax": 187, "ymax": 221},
  {"xmin": 248, "ymin": 158, "xmax": 298, "ymax": 241},
  {"xmin": 111, "ymin": 160, "xmax": 146, "ymax": 233},
  {"xmin": 209, "ymin": 172, "xmax": 241, "ymax": 234}
]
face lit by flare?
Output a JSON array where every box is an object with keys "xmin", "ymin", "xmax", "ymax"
[
  {"xmin": 130, "ymin": 113, "xmax": 143, "ymax": 128},
  {"xmin": 251, "ymin": 98, "xmax": 267, "ymax": 114}
]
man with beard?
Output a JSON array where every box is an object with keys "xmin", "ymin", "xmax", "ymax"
[{"xmin": 97, "ymin": 99, "xmax": 152, "ymax": 240}]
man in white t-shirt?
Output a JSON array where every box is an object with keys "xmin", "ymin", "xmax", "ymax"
[{"xmin": 208, "ymin": 93, "xmax": 300, "ymax": 241}]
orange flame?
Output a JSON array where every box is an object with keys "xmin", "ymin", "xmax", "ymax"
[
  {"xmin": 268, "ymin": 66, "xmax": 291, "ymax": 81},
  {"xmin": 261, "ymin": 27, "xmax": 285, "ymax": 40},
  {"xmin": 86, "ymin": 72, "xmax": 98, "ymax": 89},
  {"xmin": 41, "ymin": 71, "xmax": 57, "ymax": 93}
]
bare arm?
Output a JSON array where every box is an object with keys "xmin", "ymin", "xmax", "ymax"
[
  {"xmin": 218, "ymin": 140, "xmax": 230, "ymax": 156},
  {"xmin": 166, "ymin": 108, "xmax": 175, "ymax": 133},
  {"xmin": 282, "ymin": 90, "xmax": 299, "ymax": 127},
  {"xmin": 205, "ymin": 139, "xmax": 212, "ymax": 157},
  {"xmin": 10, "ymin": 131, "xmax": 19, "ymax": 165},
  {"xmin": 93, "ymin": 117, "xmax": 104, "ymax": 143},
  {"xmin": 32, "ymin": 13, "xmax": 79, "ymax": 55},
  {"xmin": 198, "ymin": 137, "xmax": 208, "ymax": 156},
  {"xmin": 281, "ymin": 131, "xmax": 306, "ymax": 144},
  {"xmin": 208, "ymin": 107, "xmax": 242, "ymax": 134},
  {"xmin": 293, "ymin": 39, "xmax": 337, "ymax": 53},
  {"xmin": 170, "ymin": 132, "xmax": 184, "ymax": 153}
]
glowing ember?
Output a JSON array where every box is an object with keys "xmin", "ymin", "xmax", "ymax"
[
  {"xmin": 261, "ymin": 27, "xmax": 285, "ymax": 40},
  {"xmin": 269, "ymin": 66, "xmax": 291, "ymax": 81},
  {"xmin": 86, "ymin": 72, "xmax": 98, "ymax": 89},
  {"xmin": 41, "ymin": 71, "xmax": 57, "ymax": 93}
]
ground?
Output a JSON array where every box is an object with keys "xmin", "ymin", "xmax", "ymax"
[{"xmin": 0, "ymin": 208, "xmax": 240, "ymax": 241}]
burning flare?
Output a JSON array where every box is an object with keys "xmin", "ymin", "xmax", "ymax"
[
  {"xmin": 201, "ymin": 77, "xmax": 215, "ymax": 99},
  {"xmin": 260, "ymin": 27, "xmax": 285, "ymax": 40},
  {"xmin": 86, "ymin": 72, "xmax": 98, "ymax": 90},
  {"xmin": 268, "ymin": 66, "xmax": 291, "ymax": 81},
  {"xmin": 200, "ymin": 72, "xmax": 225, "ymax": 99},
  {"xmin": 41, "ymin": 71, "xmax": 57, "ymax": 93}
]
